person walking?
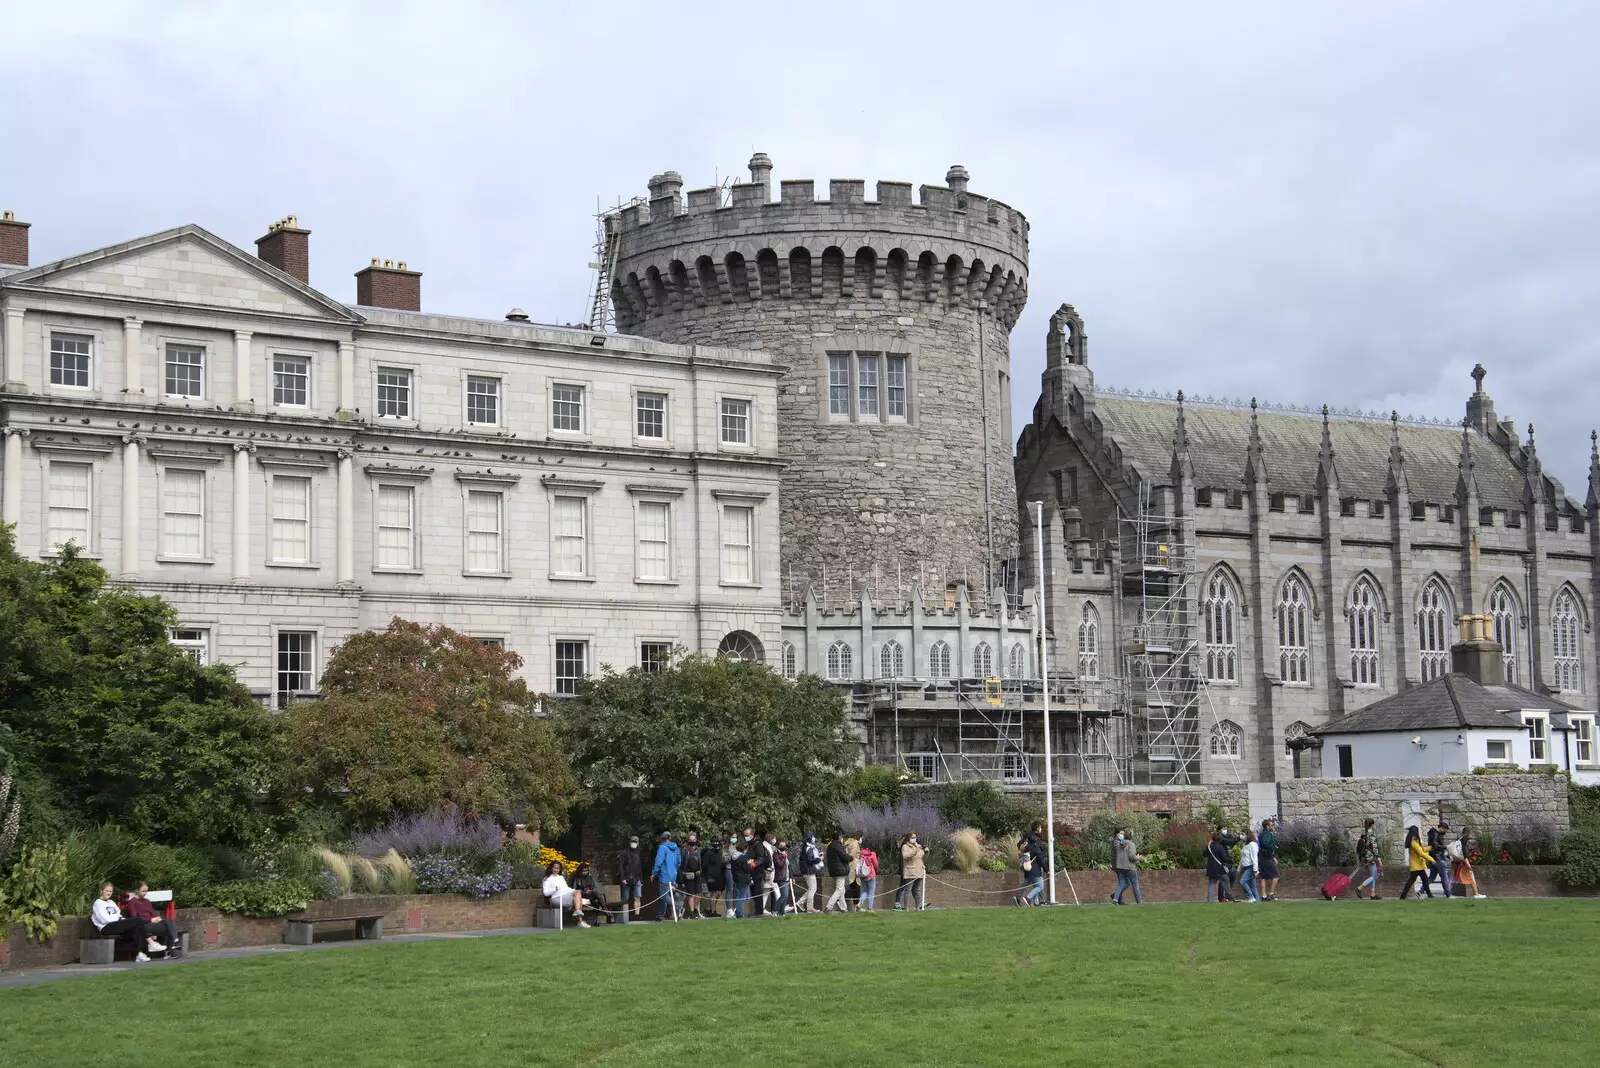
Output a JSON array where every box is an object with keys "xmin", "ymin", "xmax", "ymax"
[
  {"xmin": 844, "ymin": 836, "xmax": 863, "ymax": 913},
  {"xmin": 723, "ymin": 833, "xmax": 742, "ymax": 917},
  {"xmin": 772, "ymin": 839, "xmax": 793, "ymax": 915},
  {"xmin": 1352, "ymin": 819, "xmax": 1383, "ymax": 900},
  {"xmin": 1237, "ymin": 830, "xmax": 1261, "ymax": 902},
  {"xmin": 678, "ymin": 832, "xmax": 705, "ymax": 919},
  {"xmin": 701, "ymin": 837, "xmax": 726, "ymax": 919},
  {"xmin": 1013, "ymin": 828, "xmax": 1047, "ymax": 906},
  {"xmin": 755, "ymin": 829, "xmax": 778, "ymax": 917},
  {"xmin": 858, "ymin": 843, "xmax": 879, "ymax": 912},
  {"xmin": 1258, "ymin": 818, "xmax": 1281, "ymax": 901},
  {"xmin": 617, "ymin": 836, "xmax": 644, "ymax": 920},
  {"xmin": 1111, "ymin": 828, "xmax": 1142, "ymax": 905},
  {"xmin": 897, "ymin": 832, "xmax": 928, "ymax": 911},
  {"xmin": 745, "ymin": 831, "xmax": 772, "ymax": 916},
  {"xmin": 1450, "ymin": 826, "xmax": 1485, "ymax": 898},
  {"xmin": 824, "ymin": 831, "xmax": 853, "ymax": 913},
  {"xmin": 728, "ymin": 836, "xmax": 753, "ymax": 918},
  {"xmin": 1399, "ymin": 826, "xmax": 1435, "ymax": 899},
  {"xmin": 1426, "ymin": 819, "xmax": 1453, "ymax": 898},
  {"xmin": 798, "ymin": 833, "xmax": 824, "ymax": 913},
  {"xmin": 1216, "ymin": 825, "xmax": 1241, "ymax": 901},
  {"xmin": 652, "ymin": 831, "xmax": 682, "ymax": 921},
  {"xmin": 1204, "ymin": 831, "xmax": 1234, "ymax": 903}
]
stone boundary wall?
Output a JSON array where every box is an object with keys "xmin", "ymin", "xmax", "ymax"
[
  {"xmin": 904, "ymin": 783, "xmax": 1251, "ymax": 829},
  {"xmin": 1278, "ymin": 774, "xmax": 1570, "ymax": 851}
]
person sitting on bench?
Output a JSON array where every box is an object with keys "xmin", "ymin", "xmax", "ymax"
[
  {"xmin": 91, "ymin": 883, "xmax": 164, "ymax": 961},
  {"xmin": 540, "ymin": 862, "xmax": 590, "ymax": 928},
  {"xmin": 571, "ymin": 861, "xmax": 613, "ymax": 923},
  {"xmin": 126, "ymin": 882, "xmax": 181, "ymax": 957}
]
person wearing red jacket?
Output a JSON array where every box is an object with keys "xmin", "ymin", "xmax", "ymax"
[{"xmin": 126, "ymin": 882, "xmax": 182, "ymax": 957}]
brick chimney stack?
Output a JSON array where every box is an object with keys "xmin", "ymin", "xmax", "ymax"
[
  {"xmin": 255, "ymin": 216, "xmax": 310, "ymax": 283},
  {"xmin": 1450, "ymin": 613, "xmax": 1506, "ymax": 686},
  {"xmin": 0, "ymin": 211, "xmax": 30, "ymax": 267},
  {"xmin": 354, "ymin": 258, "xmax": 421, "ymax": 311}
]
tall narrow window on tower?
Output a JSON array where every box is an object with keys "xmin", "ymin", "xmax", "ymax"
[
  {"xmin": 1417, "ymin": 578, "xmax": 1452, "ymax": 682},
  {"xmin": 1348, "ymin": 577, "xmax": 1381, "ymax": 686},
  {"xmin": 857, "ymin": 355, "xmax": 879, "ymax": 418},
  {"xmin": 1277, "ymin": 574, "xmax": 1311, "ymax": 684},
  {"xmin": 1489, "ymin": 582, "xmax": 1519, "ymax": 683},
  {"xmin": 1553, "ymin": 588, "xmax": 1583, "ymax": 692},
  {"xmin": 886, "ymin": 355, "xmax": 908, "ymax": 419},
  {"xmin": 1202, "ymin": 570, "xmax": 1238, "ymax": 683},
  {"xmin": 828, "ymin": 354, "xmax": 850, "ymax": 418},
  {"xmin": 1078, "ymin": 602, "xmax": 1100, "ymax": 680}
]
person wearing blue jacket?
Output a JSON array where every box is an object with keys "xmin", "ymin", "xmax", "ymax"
[{"xmin": 652, "ymin": 831, "xmax": 682, "ymax": 921}]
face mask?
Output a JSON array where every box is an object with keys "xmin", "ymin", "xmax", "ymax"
[
  {"xmin": 744, "ymin": 836, "xmax": 752, "ymax": 842},
  {"xmin": 1116, "ymin": 833, "xmax": 1124, "ymax": 841}
]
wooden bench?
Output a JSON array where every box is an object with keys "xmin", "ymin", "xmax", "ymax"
[{"xmin": 284, "ymin": 913, "xmax": 383, "ymax": 946}]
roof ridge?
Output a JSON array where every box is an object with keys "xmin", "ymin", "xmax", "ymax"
[{"xmin": 1441, "ymin": 674, "xmax": 1467, "ymax": 726}]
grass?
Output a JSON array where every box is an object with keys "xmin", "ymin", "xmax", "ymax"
[{"xmin": 2, "ymin": 900, "xmax": 1598, "ymax": 1066}]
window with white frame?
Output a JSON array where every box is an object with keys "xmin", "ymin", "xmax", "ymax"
[
  {"xmin": 827, "ymin": 355, "xmax": 850, "ymax": 417},
  {"xmin": 1490, "ymin": 583, "xmax": 1519, "ymax": 684},
  {"xmin": 1552, "ymin": 589, "xmax": 1583, "ymax": 692},
  {"xmin": 636, "ymin": 392, "xmax": 667, "ymax": 439},
  {"xmin": 375, "ymin": 367, "xmax": 411, "ymax": 418},
  {"xmin": 905, "ymin": 754, "xmax": 936, "ymax": 780},
  {"xmin": 269, "ymin": 475, "xmax": 312, "ymax": 563},
  {"xmin": 826, "ymin": 640, "xmax": 853, "ymax": 681},
  {"xmin": 1485, "ymin": 739, "xmax": 1511, "ymax": 763},
  {"xmin": 1278, "ymin": 573, "xmax": 1311, "ymax": 684},
  {"xmin": 1348, "ymin": 577, "xmax": 1382, "ymax": 686},
  {"xmin": 928, "ymin": 640, "xmax": 952, "ymax": 679},
  {"xmin": 1008, "ymin": 642, "xmax": 1027, "ymax": 679},
  {"xmin": 164, "ymin": 344, "xmax": 204, "ymax": 399},
  {"xmin": 1574, "ymin": 715, "xmax": 1596, "ymax": 766},
  {"xmin": 973, "ymin": 640, "xmax": 993, "ymax": 678},
  {"xmin": 552, "ymin": 495, "xmax": 587, "ymax": 576},
  {"xmin": 1003, "ymin": 751, "xmax": 1027, "ymax": 783},
  {"xmin": 880, "ymin": 639, "xmax": 905, "ymax": 678},
  {"xmin": 1524, "ymin": 712, "xmax": 1549, "ymax": 763},
  {"xmin": 1078, "ymin": 603, "xmax": 1100, "ymax": 680},
  {"xmin": 273, "ymin": 355, "xmax": 310, "ymax": 407},
  {"xmin": 473, "ymin": 636, "xmax": 505, "ymax": 649},
  {"xmin": 636, "ymin": 500, "xmax": 671, "ymax": 580},
  {"xmin": 170, "ymin": 627, "xmax": 210, "ymax": 665},
  {"xmin": 886, "ymin": 355, "xmax": 907, "ymax": 419},
  {"xmin": 552, "ymin": 384, "xmax": 584, "ymax": 432},
  {"xmin": 465, "ymin": 490, "xmax": 503, "ymax": 573},
  {"xmin": 781, "ymin": 641, "xmax": 797, "ymax": 679},
  {"xmin": 375, "ymin": 484, "xmax": 416, "ymax": 569},
  {"xmin": 1203, "ymin": 570, "xmax": 1238, "ymax": 683},
  {"xmin": 720, "ymin": 398, "xmax": 750, "ymax": 445},
  {"xmin": 720, "ymin": 504, "xmax": 754, "ymax": 583},
  {"xmin": 640, "ymin": 641, "xmax": 673, "ymax": 673},
  {"xmin": 1418, "ymin": 578, "xmax": 1451, "ymax": 682},
  {"xmin": 554, "ymin": 640, "xmax": 587, "ymax": 696},
  {"xmin": 1209, "ymin": 719, "xmax": 1243, "ymax": 759},
  {"xmin": 50, "ymin": 333, "xmax": 91, "ymax": 388},
  {"xmin": 46, "ymin": 461, "xmax": 93, "ymax": 551},
  {"xmin": 856, "ymin": 355, "xmax": 879, "ymax": 418},
  {"xmin": 466, "ymin": 375, "xmax": 500, "ymax": 426},
  {"xmin": 276, "ymin": 631, "xmax": 316, "ymax": 705},
  {"xmin": 161, "ymin": 468, "xmax": 205, "ymax": 558}
]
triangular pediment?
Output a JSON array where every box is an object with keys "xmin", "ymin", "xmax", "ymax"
[{"xmin": 4, "ymin": 225, "xmax": 361, "ymax": 322}]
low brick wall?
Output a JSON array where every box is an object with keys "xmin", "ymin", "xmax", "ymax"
[{"xmin": 2, "ymin": 890, "xmax": 540, "ymax": 972}]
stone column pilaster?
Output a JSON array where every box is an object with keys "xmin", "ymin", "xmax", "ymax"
[
  {"xmin": 120, "ymin": 433, "xmax": 143, "ymax": 578},
  {"xmin": 3, "ymin": 306, "xmax": 26, "ymax": 392},
  {"xmin": 233, "ymin": 331, "xmax": 254, "ymax": 410},
  {"xmin": 232, "ymin": 443, "xmax": 253, "ymax": 582},
  {"xmin": 336, "ymin": 449, "xmax": 355, "ymax": 585},
  {"xmin": 122, "ymin": 318, "xmax": 144, "ymax": 399},
  {"xmin": 337, "ymin": 340, "xmax": 355, "ymax": 418},
  {"xmin": 2, "ymin": 426, "xmax": 28, "ymax": 525}
]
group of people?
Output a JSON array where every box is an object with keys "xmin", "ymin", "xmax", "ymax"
[
  {"xmin": 89, "ymin": 882, "xmax": 183, "ymax": 961},
  {"xmin": 539, "ymin": 826, "xmax": 936, "ymax": 927},
  {"xmin": 1386, "ymin": 818, "xmax": 1485, "ymax": 900}
]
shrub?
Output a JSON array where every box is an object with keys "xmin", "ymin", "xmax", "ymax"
[
  {"xmin": 1052, "ymin": 846, "xmax": 1088, "ymax": 872},
  {"xmin": 349, "ymin": 857, "xmax": 382, "ymax": 894},
  {"xmin": 847, "ymin": 765, "xmax": 918, "ymax": 808},
  {"xmin": 377, "ymin": 850, "xmax": 416, "ymax": 895},
  {"xmin": 135, "ymin": 844, "xmax": 219, "ymax": 904},
  {"xmin": 951, "ymin": 828, "xmax": 983, "ymax": 873},
  {"xmin": 835, "ymin": 801, "xmax": 959, "ymax": 874},
  {"xmin": 1276, "ymin": 819, "xmax": 1353, "ymax": 868},
  {"xmin": 1138, "ymin": 849, "xmax": 1177, "ymax": 871},
  {"xmin": 1554, "ymin": 830, "xmax": 1600, "ymax": 888},
  {"xmin": 503, "ymin": 840, "xmax": 544, "ymax": 890},
  {"xmin": 1157, "ymin": 820, "xmax": 1211, "ymax": 870},
  {"xmin": 1085, "ymin": 809, "xmax": 1168, "ymax": 858},
  {"xmin": 59, "ymin": 825, "xmax": 146, "ymax": 916},
  {"xmin": 978, "ymin": 854, "xmax": 1009, "ymax": 873},
  {"xmin": 353, "ymin": 809, "xmax": 504, "ymax": 864},
  {"xmin": 1570, "ymin": 783, "xmax": 1600, "ymax": 833},
  {"xmin": 411, "ymin": 854, "xmax": 513, "ymax": 898},
  {"xmin": 318, "ymin": 849, "xmax": 352, "ymax": 896},
  {"xmin": 1495, "ymin": 816, "xmax": 1562, "ymax": 865},
  {"xmin": 204, "ymin": 878, "xmax": 317, "ymax": 916},
  {"xmin": 2, "ymin": 841, "xmax": 69, "ymax": 940},
  {"xmin": 937, "ymin": 781, "xmax": 1040, "ymax": 839}
]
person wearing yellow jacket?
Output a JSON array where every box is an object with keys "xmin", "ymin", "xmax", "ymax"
[{"xmin": 1399, "ymin": 826, "xmax": 1436, "ymax": 900}]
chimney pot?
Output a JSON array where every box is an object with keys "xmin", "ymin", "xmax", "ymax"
[
  {"xmin": 254, "ymin": 216, "xmax": 310, "ymax": 284},
  {"xmin": 0, "ymin": 210, "xmax": 31, "ymax": 267},
  {"xmin": 355, "ymin": 258, "xmax": 422, "ymax": 312}
]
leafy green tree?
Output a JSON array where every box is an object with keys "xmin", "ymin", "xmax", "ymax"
[
  {"xmin": 287, "ymin": 619, "xmax": 577, "ymax": 829},
  {"xmin": 556, "ymin": 654, "xmax": 857, "ymax": 839},
  {"xmin": 0, "ymin": 527, "xmax": 284, "ymax": 845}
]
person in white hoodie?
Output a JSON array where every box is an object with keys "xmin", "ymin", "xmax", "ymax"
[
  {"xmin": 91, "ymin": 883, "xmax": 164, "ymax": 960},
  {"xmin": 540, "ymin": 863, "xmax": 591, "ymax": 928},
  {"xmin": 1237, "ymin": 830, "xmax": 1262, "ymax": 902}
]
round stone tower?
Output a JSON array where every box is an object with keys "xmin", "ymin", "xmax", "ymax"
[{"xmin": 611, "ymin": 154, "xmax": 1029, "ymax": 598}]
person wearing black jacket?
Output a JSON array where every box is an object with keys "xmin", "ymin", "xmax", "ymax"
[
  {"xmin": 702, "ymin": 839, "xmax": 725, "ymax": 918},
  {"xmin": 572, "ymin": 862, "xmax": 613, "ymax": 923},
  {"xmin": 727, "ymin": 838, "xmax": 752, "ymax": 918},
  {"xmin": 824, "ymin": 832, "xmax": 853, "ymax": 913},
  {"xmin": 1426, "ymin": 819, "xmax": 1453, "ymax": 897},
  {"xmin": 617, "ymin": 836, "xmax": 644, "ymax": 920},
  {"xmin": 679, "ymin": 833, "xmax": 705, "ymax": 919},
  {"xmin": 1216, "ymin": 826, "xmax": 1240, "ymax": 902},
  {"xmin": 1013, "ymin": 830, "xmax": 1048, "ymax": 906},
  {"xmin": 1204, "ymin": 831, "xmax": 1233, "ymax": 903},
  {"xmin": 744, "ymin": 836, "xmax": 771, "ymax": 916}
]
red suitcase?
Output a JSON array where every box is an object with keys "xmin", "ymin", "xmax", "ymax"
[{"xmin": 1321, "ymin": 873, "xmax": 1352, "ymax": 900}]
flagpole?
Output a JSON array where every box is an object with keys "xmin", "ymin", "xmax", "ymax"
[{"xmin": 1035, "ymin": 500, "xmax": 1057, "ymax": 904}]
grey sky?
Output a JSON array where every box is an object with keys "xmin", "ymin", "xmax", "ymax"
[{"xmin": 6, "ymin": 2, "xmax": 1598, "ymax": 491}]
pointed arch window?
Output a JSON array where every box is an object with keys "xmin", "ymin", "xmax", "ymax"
[
  {"xmin": 1008, "ymin": 642, "xmax": 1027, "ymax": 679},
  {"xmin": 1489, "ymin": 583, "xmax": 1519, "ymax": 684},
  {"xmin": 973, "ymin": 641, "xmax": 994, "ymax": 678},
  {"xmin": 1349, "ymin": 576, "xmax": 1382, "ymax": 686},
  {"xmin": 928, "ymin": 640, "xmax": 952, "ymax": 679},
  {"xmin": 781, "ymin": 641, "xmax": 797, "ymax": 680},
  {"xmin": 1078, "ymin": 603, "xmax": 1100, "ymax": 681},
  {"xmin": 826, "ymin": 640, "xmax": 853, "ymax": 681},
  {"xmin": 1417, "ymin": 578, "xmax": 1452, "ymax": 682},
  {"xmin": 1277, "ymin": 574, "xmax": 1311, "ymax": 684},
  {"xmin": 1203, "ymin": 570, "xmax": 1239, "ymax": 683},
  {"xmin": 879, "ymin": 639, "xmax": 905, "ymax": 679},
  {"xmin": 1208, "ymin": 719, "xmax": 1243, "ymax": 759},
  {"xmin": 1553, "ymin": 588, "xmax": 1583, "ymax": 693}
]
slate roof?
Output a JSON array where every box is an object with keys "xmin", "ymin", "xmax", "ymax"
[
  {"xmin": 1091, "ymin": 394, "xmax": 1539, "ymax": 510},
  {"xmin": 1313, "ymin": 674, "xmax": 1580, "ymax": 735}
]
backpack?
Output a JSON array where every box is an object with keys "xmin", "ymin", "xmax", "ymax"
[
  {"xmin": 1020, "ymin": 849, "xmax": 1034, "ymax": 873},
  {"xmin": 855, "ymin": 856, "xmax": 870, "ymax": 878}
]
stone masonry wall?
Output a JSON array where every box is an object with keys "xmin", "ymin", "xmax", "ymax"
[{"xmin": 1278, "ymin": 774, "xmax": 1570, "ymax": 852}]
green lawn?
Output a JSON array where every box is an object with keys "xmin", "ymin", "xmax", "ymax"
[{"xmin": 3, "ymin": 900, "xmax": 1598, "ymax": 1066}]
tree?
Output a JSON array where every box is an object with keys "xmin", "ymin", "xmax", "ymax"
[
  {"xmin": 556, "ymin": 654, "xmax": 857, "ymax": 839},
  {"xmin": 0, "ymin": 526, "xmax": 285, "ymax": 845},
  {"xmin": 286, "ymin": 619, "xmax": 577, "ymax": 829}
]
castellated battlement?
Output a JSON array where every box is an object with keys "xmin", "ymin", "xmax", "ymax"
[{"xmin": 610, "ymin": 155, "xmax": 1029, "ymax": 336}]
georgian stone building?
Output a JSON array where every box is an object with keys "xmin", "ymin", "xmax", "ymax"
[
  {"xmin": 1016, "ymin": 303, "xmax": 1600, "ymax": 783},
  {"xmin": 0, "ymin": 214, "xmax": 783, "ymax": 703}
]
